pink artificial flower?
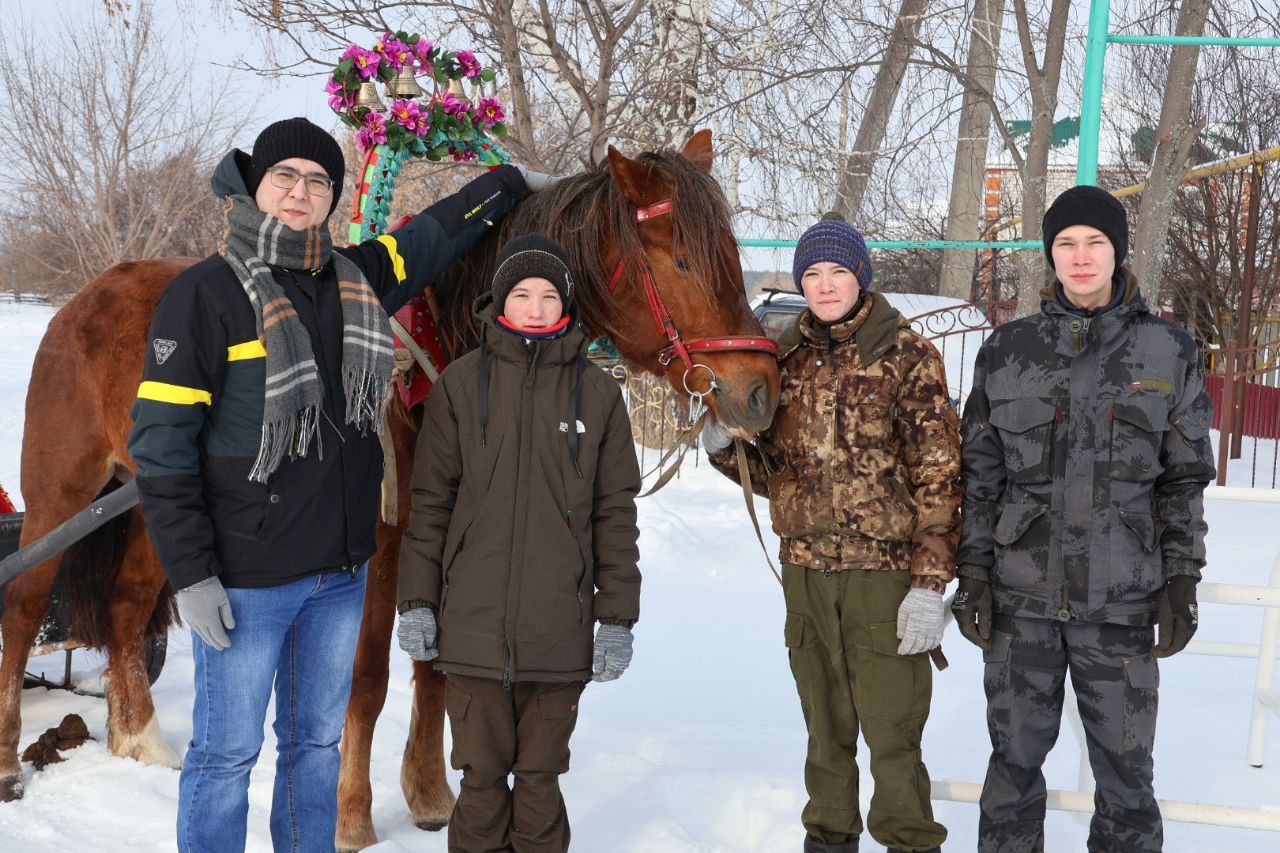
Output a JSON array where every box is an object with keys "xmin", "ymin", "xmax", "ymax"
[
  {"xmin": 355, "ymin": 111, "xmax": 388, "ymax": 150},
  {"xmin": 389, "ymin": 99, "xmax": 422, "ymax": 130},
  {"xmin": 476, "ymin": 97, "xmax": 505, "ymax": 128},
  {"xmin": 325, "ymin": 77, "xmax": 355, "ymax": 111},
  {"xmin": 449, "ymin": 145, "xmax": 478, "ymax": 162},
  {"xmin": 454, "ymin": 50, "xmax": 482, "ymax": 79},
  {"xmin": 440, "ymin": 91, "xmax": 468, "ymax": 117},
  {"xmin": 343, "ymin": 45, "xmax": 381, "ymax": 81},
  {"xmin": 375, "ymin": 33, "xmax": 411, "ymax": 70},
  {"xmin": 412, "ymin": 38, "xmax": 434, "ymax": 71},
  {"xmin": 409, "ymin": 110, "xmax": 432, "ymax": 137}
]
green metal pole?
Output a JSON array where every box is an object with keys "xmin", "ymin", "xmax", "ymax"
[
  {"xmin": 1108, "ymin": 35, "xmax": 1280, "ymax": 47},
  {"xmin": 1078, "ymin": 0, "xmax": 1114, "ymax": 185},
  {"xmin": 739, "ymin": 239, "xmax": 1041, "ymax": 250}
]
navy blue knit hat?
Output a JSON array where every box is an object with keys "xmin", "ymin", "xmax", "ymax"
[{"xmin": 792, "ymin": 212, "xmax": 873, "ymax": 293}]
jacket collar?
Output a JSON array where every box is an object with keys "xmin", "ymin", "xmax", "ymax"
[
  {"xmin": 473, "ymin": 292, "xmax": 586, "ymax": 367},
  {"xmin": 1038, "ymin": 266, "xmax": 1147, "ymax": 357},
  {"xmin": 777, "ymin": 291, "xmax": 904, "ymax": 366}
]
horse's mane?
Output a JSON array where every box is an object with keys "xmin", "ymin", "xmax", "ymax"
[{"xmin": 433, "ymin": 145, "xmax": 737, "ymax": 356}]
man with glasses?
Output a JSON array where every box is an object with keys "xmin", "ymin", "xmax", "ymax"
[{"xmin": 127, "ymin": 117, "xmax": 545, "ymax": 852}]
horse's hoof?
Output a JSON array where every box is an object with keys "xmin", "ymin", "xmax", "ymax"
[
  {"xmin": 335, "ymin": 824, "xmax": 378, "ymax": 852},
  {"xmin": 414, "ymin": 817, "xmax": 448, "ymax": 832},
  {"xmin": 0, "ymin": 775, "xmax": 24, "ymax": 802}
]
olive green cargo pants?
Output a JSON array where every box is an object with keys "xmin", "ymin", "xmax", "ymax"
[{"xmin": 783, "ymin": 564, "xmax": 946, "ymax": 852}]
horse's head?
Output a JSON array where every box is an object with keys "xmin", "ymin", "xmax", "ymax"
[{"xmin": 600, "ymin": 131, "xmax": 779, "ymax": 434}]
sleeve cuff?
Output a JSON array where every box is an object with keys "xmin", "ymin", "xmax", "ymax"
[
  {"xmin": 956, "ymin": 563, "xmax": 991, "ymax": 581},
  {"xmin": 397, "ymin": 598, "xmax": 436, "ymax": 615},
  {"xmin": 910, "ymin": 574, "xmax": 948, "ymax": 593},
  {"xmin": 597, "ymin": 617, "xmax": 636, "ymax": 628}
]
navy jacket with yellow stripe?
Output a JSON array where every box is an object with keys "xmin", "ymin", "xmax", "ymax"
[{"xmin": 127, "ymin": 151, "xmax": 528, "ymax": 590}]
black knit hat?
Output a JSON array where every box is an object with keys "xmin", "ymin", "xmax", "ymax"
[
  {"xmin": 1042, "ymin": 185, "xmax": 1128, "ymax": 269},
  {"xmin": 248, "ymin": 117, "xmax": 346, "ymax": 215},
  {"xmin": 491, "ymin": 234, "xmax": 575, "ymax": 308}
]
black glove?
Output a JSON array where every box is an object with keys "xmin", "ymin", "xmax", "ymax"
[
  {"xmin": 951, "ymin": 574, "xmax": 993, "ymax": 650},
  {"xmin": 1154, "ymin": 575, "xmax": 1198, "ymax": 658}
]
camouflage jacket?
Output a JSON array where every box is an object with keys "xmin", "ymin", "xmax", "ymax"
[
  {"xmin": 709, "ymin": 292, "xmax": 962, "ymax": 592},
  {"xmin": 957, "ymin": 270, "xmax": 1216, "ymax": 626}
]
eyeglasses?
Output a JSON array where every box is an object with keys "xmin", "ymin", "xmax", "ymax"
[{"xmin": 266, "ymin": 166, "xmax": 334, "ymax": 197}]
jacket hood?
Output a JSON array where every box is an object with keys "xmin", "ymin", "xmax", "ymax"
[
  {"xmin": 778, "ymin": 291, "xmax": 905, "ymax": 366},
  {"xmin": 211, "ymin": 148, "xmax": 252, "ymax": 200}
]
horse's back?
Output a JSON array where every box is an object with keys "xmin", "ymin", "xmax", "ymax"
[{"xmin": 22, "ymin": 258, "xmax": 201, "ymax": 488}]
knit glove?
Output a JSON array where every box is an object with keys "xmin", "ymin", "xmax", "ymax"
[
  {"xmin": 951, "ymin": 575, "xmax": 994, "ymax": 650},
  {"xmin": 701, "ymin": 420, "xmax": 733, "ymax": 454},
  {"xmin": 397, "ymin": 606, "xmax": 440, "ymax": 662},
  {"xmin": 896, "ymin": 587, "xmax": 945, "ymax": 656},
  {"xmin": 1154, "ymin": 575, "xmax": 1199, "ymax": 658},
  {"xmin": 592, "ymin": 623, "xmax": 634, "ymax": 682},
  {"xmin": 178, "ymin": 575, "xmax": 235, "ymax": 651},
  {"xmin": 513, "ymin": 164, "xmax": 563, "ymax": 192}
]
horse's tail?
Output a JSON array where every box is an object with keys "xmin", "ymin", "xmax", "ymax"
[{"xmin": 60, "ymin": 479, "xmax": 177, "ymax": 650}]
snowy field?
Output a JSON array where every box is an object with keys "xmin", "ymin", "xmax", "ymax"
[{"xmin": 1, "ymin": 299, "xmax": 1278, "ymax": 851}]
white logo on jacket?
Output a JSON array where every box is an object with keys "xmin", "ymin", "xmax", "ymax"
[
  {"xmin": 153, "ymin": 339, "xmax": 178, "ymax": 365},
  {"xmin": 558, "ymin": 421, "xmax": 587, "ymax": 434}
]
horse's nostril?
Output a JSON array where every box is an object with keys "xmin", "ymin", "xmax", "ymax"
[{"xmin": 747, "ymin": 382, "xmax": 767, "ymax": 417}]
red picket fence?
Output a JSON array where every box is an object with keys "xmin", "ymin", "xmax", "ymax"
[{"xmin": 1205, "ymin": 375, "xmax": 1280, "ymax": 439}]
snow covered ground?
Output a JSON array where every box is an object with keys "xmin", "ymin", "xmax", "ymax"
[{"xmin": 1, "ymin": 300, "xmax": 1278, "ymax": 851}]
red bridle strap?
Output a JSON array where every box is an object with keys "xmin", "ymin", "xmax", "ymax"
[{"xmin": 608, "ymin": 198, "xmax": 779, "ymax": 375}]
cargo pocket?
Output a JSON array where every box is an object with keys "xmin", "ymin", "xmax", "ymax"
[
  {"xmin": 444, "ymin": 680, "xmax": 471, "ymax": 771},
  {"xmin": 531, "ymin": 681, "xmax": 584, "ymax": 774},
  {"xmin": 1109, "ymin": 397, "xmax": 1168, "ymax": 482},
  {"xmin": 1112, "ymin": 503, "xmax": 1162, "ymax": 600},
  {"xmin": 852, "ymin": 619, "xmax": 925, "ymax": 721},
  {"xmin": 993, "ymin": 502, "xmax": 1048, "ymax": 546},
  {"xmin": 784, "ymin": 612, "xmax": 820, "ymax": 718},
  {"xmin": 1122, "ymin": 652, "xmax": 1160, "ymax": 753},
  {"xmin": 982, "ymin": 629, "xmax": 1013, "ymax": 724},
  {"xmin": 989, "ymin": 398, "xmax": 1059, "ymax": 484}
]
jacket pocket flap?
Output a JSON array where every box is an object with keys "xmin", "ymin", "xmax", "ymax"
[
  {"xmin": 989, "ymin": 398, "xmax": 1057, "ymax": 434},
  {"xmin": 983, "ymin": 630, "xmax": 1012, "ymax": 664},
  {"xmin": 1112, "ymin": 397, "xmax": 1169, "ymax": 433},
  {"xmin": 993, "ymin": 502, "xmax": 1047, "ymax": 545},
  {"xmin": 1172, "ymin": 413, "xmax": 1209, "ymax": 441},
  {"xmin": 537, "ymin": 684, "xmax": 582, "ymax": 720},
  {"xmin": 1117, "ymin": 507, "xmax": 1156, "ymax": 553}
]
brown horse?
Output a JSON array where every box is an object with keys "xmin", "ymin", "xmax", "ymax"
[{"xmin": 0, "ymin": 131, "xmax": 779, "ymax": 847}]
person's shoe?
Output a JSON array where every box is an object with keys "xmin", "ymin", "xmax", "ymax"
[
  {"xmin": 803, "ymin": 833, "xmax": 858, "ymax": 852},
  {"xmin": 887, "ymin": 848, "xmax": 941, "ymax": 853}
]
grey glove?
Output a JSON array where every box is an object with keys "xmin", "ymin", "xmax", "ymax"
[
  {"xmin": 592, "ymin": 623, "xmax": 634, "ymax": 682},
  {"xmin": 701, "ymin": 420, "xmax": 733, "ymax": 454},
  {"xmin": 397, "ymin": 606, "xmax": 439, "ymax": 662},
  {"xmin": 513, "ymin": 164, "xmax": 563, "ymax": 192},
  {"xmin": 177, "ymin": 575, "xmax": 235, "ymax": 651},
  {"xmin": 896, "ymin": 587, "xmax": 945, "ymax": 656}
]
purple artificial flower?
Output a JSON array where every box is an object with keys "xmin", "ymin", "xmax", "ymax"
[
  {"xmin": 449, "ymin": 144, "xmax": 478, "ymax": 162},
  {"xmin": 389, "ymin": 99, "xmax": 422, "ymax": 130},
  {"xmin": 325, "ymin": 76, "xmax": 356, "ymax": 111},
  {"xmin": 409, "ymin": 110, "xmax": 432, "ymax": 137},
  {"xmin": 476, "ymin": 97, "xmax": 505, "ymax": 128},
  {"xmin": 455, "ymin": 50, "xmax": 482, "ymax": 79},
  {"xmin": 355, "ymin": 111, "xmax": 388, "ymax": 150},
  {"xmin": 440, "ymin": 91, "xmax": 468, "ymax": 117}
]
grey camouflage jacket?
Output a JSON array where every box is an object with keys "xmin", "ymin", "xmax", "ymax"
[{"xmin": 957, "ymin": 270, "xmax": 1215, "ymax": 625}]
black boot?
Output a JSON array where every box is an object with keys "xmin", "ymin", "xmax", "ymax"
[{"xmin": 804, "ymin": 833, "xmax": 858, "ymax": 852}]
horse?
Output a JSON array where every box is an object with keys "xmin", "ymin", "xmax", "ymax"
[{"xmin": 0, "ymin": 130, "xmax": 780, "ymax": 849}]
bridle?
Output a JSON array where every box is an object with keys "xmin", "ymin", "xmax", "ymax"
[{"xmin": 607, "ymin": 198, "xmax": 778, "ymax": 401}]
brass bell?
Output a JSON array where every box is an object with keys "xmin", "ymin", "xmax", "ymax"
[
  {"xmin": 446, "ymin": 78, "xmax": 467, "ymax": 98},
  {"xmin": 388, "ymin": 67, "xmax": 424, "ymax": 100},
  {"xmin": 355, "ymin": 81, "xmax": 387, "ymax": 112}
]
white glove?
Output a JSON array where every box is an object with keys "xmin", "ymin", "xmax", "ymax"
[
  {"xmin": 701, "ymin": 420, "xmax": 733, "ymax": 454},
  {"xmin": 896, "ymin": 587, "xmax": 945, "ymax": 656}
]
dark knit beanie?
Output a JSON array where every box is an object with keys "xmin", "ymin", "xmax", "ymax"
[
  {"xmin": 792, "ymin": 212, "xmax": 873, "ymax": 293},
  {"xmin": 248, "ymin": 117, "xmax": 346, "ymax": 215},
  {"xmin": 1042, "ymin": 185, "xmax": 1128, "ymax": 268},
  {"xmin": 491, "ymin": 234, "xmax": 575, "ymax": 309}
]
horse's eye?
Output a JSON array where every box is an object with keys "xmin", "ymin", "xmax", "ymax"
[{"xmin": 673, "ymin": 258, "xmax": 691, "ymax": 273}]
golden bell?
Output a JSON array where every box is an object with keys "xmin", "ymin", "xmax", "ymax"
[
  {"xmin": 355, "ymin": 81, "xmax": 387, "ymax": 112},
  {"xmin": 388, "ymin": 68, "xmax": 424, "ymax": 100},
  {"xmin": 446, "ymin": 78, "xmax": 467, "ymax": 98}
]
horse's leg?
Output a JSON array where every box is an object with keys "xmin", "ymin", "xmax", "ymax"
[
  {"xmin": 336, "ymin": 544, "xmax": 398, "ymax": 852},
  {"xmin": 0, "ymin": 556, "xmax": 60, "ymax": 801},
  {"xmin": 103, "ymin": 515, "xmax": 179, "ymax": 768},
  {"xmin": 402, "ymin": 658, "xmax": 452, "ymax": 830}
]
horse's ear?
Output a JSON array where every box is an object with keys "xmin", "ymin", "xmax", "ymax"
[
  {"xmin": 607, "ymin": 144, "xmax": 651, "ymax": 205},
  {"xmin": 682, "ymin": 129, "xmax": 714, "ymax": 172}
]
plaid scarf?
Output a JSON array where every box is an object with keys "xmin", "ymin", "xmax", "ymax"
[{"xmin": 219, "ymin": 195, "xmax": 394, "ymax": 483}]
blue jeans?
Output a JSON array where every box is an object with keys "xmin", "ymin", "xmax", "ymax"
[{"xmin": 177, "ymin": 565, "xmax": 367, "ymax": 853}]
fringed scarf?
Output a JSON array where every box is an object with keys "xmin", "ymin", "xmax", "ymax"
[{"xmin": 219, "ymin": 195, "xmax": 394, "ymax": 483}]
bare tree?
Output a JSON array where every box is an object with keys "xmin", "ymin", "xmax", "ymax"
[
  {"xmin": 0, "ymin": 1, "xmax": 252, "ymax": 294},
  {"xmin": 1129, "ymin": 0, "xmax": 1213, "ymax": 292}
]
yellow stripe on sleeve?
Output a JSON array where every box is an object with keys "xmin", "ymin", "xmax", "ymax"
[
  {"xmin": 227, "ymin": 340, "xmax": 267, "ymax": 361},
  {"xmin": 136, "ymin": 381, "xmax": 212, "ymax": 406},
  {"xmin": 376, "ymin": 234, "xmax": 407, "ymax": 283}
]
